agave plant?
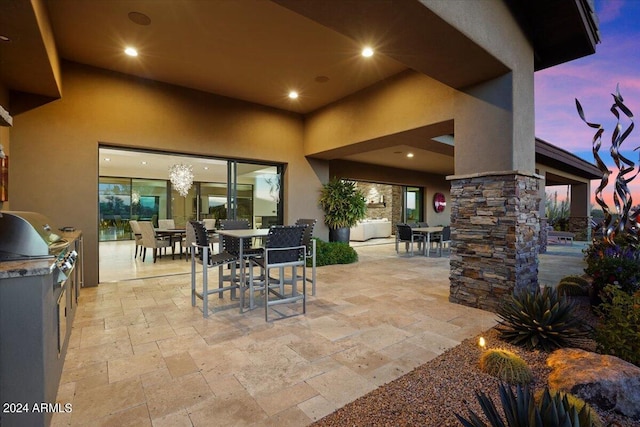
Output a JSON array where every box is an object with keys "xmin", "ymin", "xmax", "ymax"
[
  {"xmin": 456, "ymin": 384, "xmax": 602, "ymax": 427},
  {"xmin": 496, "ymin": 286, "xmax": 589, "ymax": 351}
]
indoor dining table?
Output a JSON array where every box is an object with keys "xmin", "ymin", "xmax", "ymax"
[
  {"xmin": 216, "ymin": 228, "xmax": 270, "ymax": 310},
  {"xmin": 412, "ymin": 226, "xmax": 443, "ymax": 256},
  {"xmin": 154, "ymin": 228, "xmax": 186, "ymax": 259}
]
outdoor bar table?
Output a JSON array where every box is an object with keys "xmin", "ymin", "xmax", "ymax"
[
  {"xmin": 216, "ymin": 228, "xmax": 270, "ymax": 311},
  {"xmin": 412, "ymin": 226, "xmax": 443, "ymax": 256}
]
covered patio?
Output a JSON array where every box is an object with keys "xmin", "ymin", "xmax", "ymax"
[{"xmin": 55, "ymin": 241, "xmax": 586, "ymax": 425}]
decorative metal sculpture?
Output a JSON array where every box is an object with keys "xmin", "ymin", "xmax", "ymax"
[{"xmin": 576, "ymin": 85, "xmax": 639, "ymax": 245}]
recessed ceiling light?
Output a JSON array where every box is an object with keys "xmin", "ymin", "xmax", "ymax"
[
  {"xmin": 0, "ymin": 35, "xmax": 10, "ymax": 42},
  {"xmin": 362, "ymin": 47, "xmax": 374, "ymax": 57},
  {"xmin": 407, "ymin": 153, "xmax": 414, "ymax": 158},
  {"xmin": 128, "ymin": 11, "xmax": 151, "ymax": 26},
  {"xmin": 203, "ymin": 166, "xmax": 209, "ymax": 170},
  {"xmin": 104, "ymin": 158, "xmax": 111, "ymax": 162},
  {"xmin": 124, "ymin": 47, "xmax": 138, "ymax": 57},
  {"xmin": 288, "ymin": 91, "xmax": 299, "ymax": 99},
  {"xmin": 141, "ymin": 161, "xmax": 147, "ymax": 165}
]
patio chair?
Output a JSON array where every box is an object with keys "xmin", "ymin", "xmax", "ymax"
[
  {"xmin": 129, "ymin": 219, "xmax": 143, "ymax": 258},
  {"xmin": 190, "ymin": 221, "xmax": 240, "ymax": 317},
  {"xmin": 395, "ymin": 223, "xmax": 426, "ymax": 256},
  {"xmin": 295, "ymin": 218, "xmax": 317, "ymax": 295},
  {"xmin": 248, "ymin": 225, "xmax": 307, "ymax": 321},
  {"xmin": 218, "ymin": 219, "xmax": 263, "ymax": 294},
  {"xmin": 435, "ymin": 225, "xmax": 451, "ymax": 256},
  {"xmin": 138, "ymin": 221, "xmax": 171, "ymax": 262}
]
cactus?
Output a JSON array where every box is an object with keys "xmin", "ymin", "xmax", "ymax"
[
  {"xmin": 479, "ymin": 349, "xmax": 532, "ymax": 385},
  {"xmin": 557, "ymin": 275, "xmax": 590, "ymax": 297}
]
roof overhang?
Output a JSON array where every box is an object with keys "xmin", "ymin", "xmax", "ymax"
[
  {"xmin": 507, "ymin": 0, "xmax": 600, "ymax": 71},
  {"xmin": 535, "ymin": 138, "xmax": 601, "ymax": 180}
]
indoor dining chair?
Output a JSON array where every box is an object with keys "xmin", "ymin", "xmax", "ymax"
[{"xmin": 138, "ymin": 221, "xmax": 171, "ymax": 263}]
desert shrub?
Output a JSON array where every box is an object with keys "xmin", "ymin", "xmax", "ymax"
[
  {"xmin": 496, "ymin": 286, "xmax": 589, "ymax": 351},
  {"xmin": 557, "ymin": 275, "xmax": 590, "ymax": 297},
  {"xmin": 456, "ymin": 384, "xmax": 602, "ymax": 427},
  {"xmin": 312, "ymin": 239, "xmax": 358, "ymax": 266},
  {"xmin": 595, "ymin": 285, "xmax": 640, "ymax": 366},
  {"xmin": 479, "ymin": 349, "xmax": 532, "ymax": 385},
  {"xmin": 585, "ymin": 243, "xmax": 640, "ymax": 305}
]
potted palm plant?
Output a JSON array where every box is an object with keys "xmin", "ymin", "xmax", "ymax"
[{"xmin": 319, "ymin": 177, "xmax": 367, "ymax": 242}]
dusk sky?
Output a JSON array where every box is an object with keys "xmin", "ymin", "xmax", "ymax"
[{"xmin": 534, "ymin": 0, "xmax": 640, "ymax": 208}]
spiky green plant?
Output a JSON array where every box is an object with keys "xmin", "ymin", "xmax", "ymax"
[
  {"xmin": 496, "ymin": 286, "xmax": 589, "ymax": 351},
  {"xmin": 479, "ymin": 349, "xmax": 532, "ymax": 385},
  {"xmin": 456, "ymin": 384, "xmax": 601, "ymax": 427},
  {"xmin": 535, "ymin": 389, "xmax": 602, "ymax": 427},
  {"xmin": 557, "ymin": 275, "xmax": 590, "ymax": 297}
]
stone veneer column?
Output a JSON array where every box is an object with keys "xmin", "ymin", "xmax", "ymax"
[{"xmin": 448, "ymin": 172, "xmax": 541, "ymax": 312}]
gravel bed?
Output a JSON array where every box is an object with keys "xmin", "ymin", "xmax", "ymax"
[{"xmin": 312, "ymin": 327, "xmax": 639, "ymax": 427}]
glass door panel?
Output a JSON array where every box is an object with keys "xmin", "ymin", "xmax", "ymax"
[
  {"xmin": 404, "ymin": 186, "xmax": 423, "ymax": 223},
  {"xmin": 131, "ymin": 178, "xmax": 167, "ymax": 228},
  {"xmin": 237, "ymin": 163, "xmax": 281, "ymax": 228},
  {"xmin": 98, "ymin": 177, "xmax": 131, "ymax": 241}
]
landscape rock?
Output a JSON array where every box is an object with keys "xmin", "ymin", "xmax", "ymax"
[{"xmin": 547, "ymin": 348, "xmax": 640, "ymax": 419}]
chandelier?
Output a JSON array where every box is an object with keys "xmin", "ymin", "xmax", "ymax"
[{"xmin": 168, "ymin": 163, "xmax": 194, "ymax": 197}]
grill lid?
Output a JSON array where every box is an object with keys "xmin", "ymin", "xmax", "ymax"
[{"xmin": 0, "ymin": 211, "xmax": 65, "ymax": 259}]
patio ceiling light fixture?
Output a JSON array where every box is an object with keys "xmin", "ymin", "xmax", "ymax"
[{"xmin": 169, "ymin": 163, "xmax": 194, "ymax": 197}]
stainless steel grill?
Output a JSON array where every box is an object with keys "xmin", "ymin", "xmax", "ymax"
[{"xmin": 0, "ymin": 211, "xmax": 69, "ymax": 261}]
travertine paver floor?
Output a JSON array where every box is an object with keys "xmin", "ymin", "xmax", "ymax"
[{"xmin": 52, "ymin": 241, "xmax": 500, "ymax": 426}]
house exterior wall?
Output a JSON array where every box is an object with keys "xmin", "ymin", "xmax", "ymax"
[{"xmin": 9, "ymin": 62, "xmax": 325, "ymax": 287}]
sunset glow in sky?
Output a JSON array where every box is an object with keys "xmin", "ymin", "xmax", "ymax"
[{"xmin": 535, "ymin": 0, "xmax": 640, "ymax": 209}]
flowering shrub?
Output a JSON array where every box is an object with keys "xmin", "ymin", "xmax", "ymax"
[
  {"xmin": 584, "ymin": 240, "xmax": 640, "ymax": 304},
  {"xmin": 595, "ymin": 285, "xmax": 640, "ymax": 366}
]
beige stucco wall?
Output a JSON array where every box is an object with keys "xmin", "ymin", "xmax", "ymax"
[
  {"xmin": 9, "ymin": 62, "xmax": 326, "ymax": 286},
  {"xmin": 305, "ymin": 0, "xmax": 535, "ymax": 177},
  {"xmin": 304, "ymin": 71, "xmax": 456, "ymax": 156},
  {"xmin": 425, "ymin": 0, "xmax": 535, "ymax": 175}
]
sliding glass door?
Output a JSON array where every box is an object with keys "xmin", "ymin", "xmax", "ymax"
[
  {"xmin": 99, "ymin": 148, "xmax": 283, "ymax": 241},
  {"xmin": 403, "ymin": 186, "xmax": 423, "ymax": 223}
]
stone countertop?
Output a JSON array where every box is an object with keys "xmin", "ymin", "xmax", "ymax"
[
  {"xmin": 0, "ymin": 231, "xmax": 82, "ymax": 280},
  {"xmin": 0, "ymin": 257, "xmax": 55, "ymax": 279}
]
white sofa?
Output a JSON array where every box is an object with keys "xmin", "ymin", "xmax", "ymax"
[{"xmin": 350, "ymin": 219, "xmax": 392, "ymax": 241}]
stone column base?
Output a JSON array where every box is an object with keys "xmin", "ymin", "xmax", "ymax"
[{"xmin": 448, "ymin": 172, "xmax": 540, "ymax": 312}]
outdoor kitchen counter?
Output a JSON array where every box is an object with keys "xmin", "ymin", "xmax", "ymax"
[
  {"xmin": 0, "ymin": 258, "xmax": 54, "ymax": 279},
  {"xmin": 0, "ymin": 230, "xmax": 82, "ymax": 427},
  {"xmin": 0, "ymin": 230, "xmax": 82, "ymax": 279}
]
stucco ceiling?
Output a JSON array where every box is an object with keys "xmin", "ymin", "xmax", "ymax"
[
  {"xmin": 0, "ymin": 0, "xmax": 598, "ymax": 176},
  {"xmin": 44, "ymin": 0, "xmax": 409, "ymax": 115}
]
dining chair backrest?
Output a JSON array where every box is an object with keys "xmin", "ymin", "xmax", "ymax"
[
  {"xmin": 138, "ymin": 221, "xmax": 157, "ymax": 246},
  {"xmin": 158, "ymin": 219, "xmax": 175, "ymax": 229},
  {"xmin": 295, "ymin": 218, "xmax": 316, "ymax": 254},
  {"xmin": 265, "ymin": 225, "xmax": 306, "ymax": 265},
  {"xmin": 441, "ymin": 225, "xmax": 451, "ymax": 241},
  {"xmin": 418, "ymin": 222, "xmax": 429, "ymax": 227},
  {"xmin": 189, "ymin": 221, "xmax": 209, "ymax": 261},
  {"xmin": 219, "ymin": 219, "xmax": 251, "ymax": 254},
  {"xmin": 129, "ymin": 220, "xmax": 142, "ymax": 235},
  {"xmin": 190, "ymin": 221, "xmax": 208, "ymax": 246},
  {"xmin": 396, "ymin": 223, "xmax": 414, "ymax": 241}
]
